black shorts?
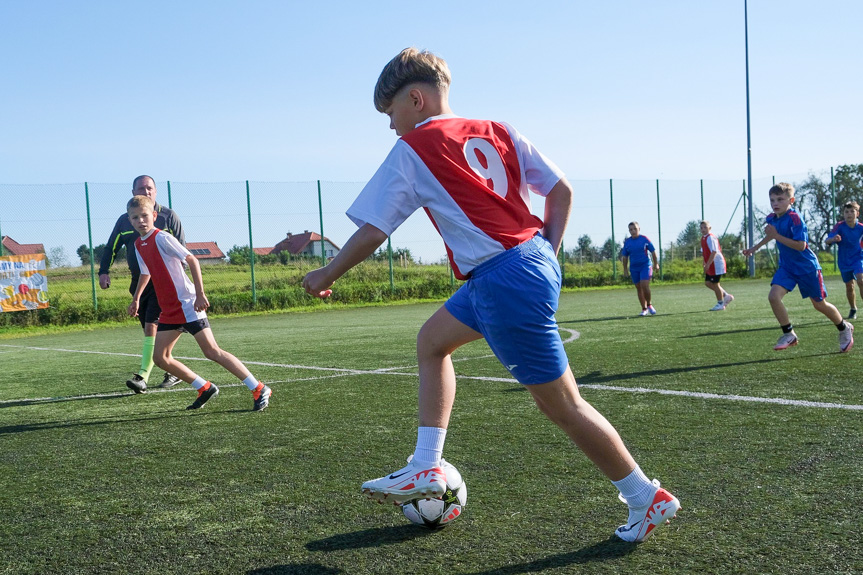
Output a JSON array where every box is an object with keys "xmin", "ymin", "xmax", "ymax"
[
  {"xmin": 137, "ymin": 288, "xmax": 162, "ymax": 328},
  {"xmin": 705, "ymin": 273, "xmax": 724, "ymax": 284},
  {"xmin": 157, "ymin": 318, "xmax": 210, "ymax": 335}
]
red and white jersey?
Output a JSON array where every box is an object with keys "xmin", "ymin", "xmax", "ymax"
[
  {"xmin": 134, "ymin": 229, "xmax": 206, "ymax": 324},
  {"xmin": 701, "ymin": 232, "xmax": 726, "ymax": 275},
  {"xmin": 347, "ymin": 115, "xmax": 564, "ymax": 279}
]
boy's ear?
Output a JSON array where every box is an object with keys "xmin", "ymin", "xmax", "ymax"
[
  {"xmin": 789, "ymin": 196, "xmax": 795, "ymax": 204},
  {"xmin": 408, "ymin": 87, "xmax": 425, "ymax": 111}
]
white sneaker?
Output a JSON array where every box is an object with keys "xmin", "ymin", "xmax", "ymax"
[
  {"xmin": 839, "ymin": 321, "xmax": 854, "ymax": 353},
  {"xmin": 361, "ymin": 457, "xmax": 447, "ymax": 505},
  {"xmin": 615, "ymin": 479, "xmax": 681, "ymax": 543},
  {"xmin": 722, "ymin": 293, "xmax": 734, "ymax": 307},
  {"xmin": 639, "ymin": 309, "xmax": 649, "ymax": 317},
  {"xmin": 774, "ymin": 331, "xmax": 798, "ymax": 350},
  {"xmin": 709, "ymin": 302, "xmax": 725, "ymax": 311},
  {"xmin": 647, "ymin": 305, "xmax": 657, "ymax": 315}
]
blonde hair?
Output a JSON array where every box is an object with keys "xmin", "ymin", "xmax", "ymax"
[
  {"xmin": 374, "ymin": 47, "xmax": 451, "ymax": 113},
  {"xmin": 769, "ymin": 182, "xmax": 795, "ymax": 198},
  {"xmin": 127, "ymin": 195, "xmax": 155, "ymax": 212}
]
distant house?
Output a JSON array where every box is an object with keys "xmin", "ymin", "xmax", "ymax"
[
  {"xmin": 2, "ymin": 236, "xmax": 45, "ymax": 256},
  {"xmin": 256, "ymin": 231, "xmax": 341, "ymax": 260},
  {"xmin": 186, "ymin": 241, "xmax": 226, "ymax": 265}
]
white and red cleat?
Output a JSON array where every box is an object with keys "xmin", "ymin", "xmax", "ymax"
[
  {"xmin": 361, "ymin": 458, "xmax": 447, "ymax": 505},
  {"xmin": 615, "ymin": 480, "xmax": 681, "ymax": 542}
]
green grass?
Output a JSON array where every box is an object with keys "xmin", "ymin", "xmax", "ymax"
[{"xmin": 1, "ymin": 278, "xmax": 861, "ymax": 574}]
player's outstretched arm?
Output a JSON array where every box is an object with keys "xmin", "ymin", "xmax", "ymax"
[{"xmin": 303, "ymin": 223, "xmax": 388, "ymax": 298}]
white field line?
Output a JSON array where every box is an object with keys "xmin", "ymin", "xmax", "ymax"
[{"xmin": 2, "ymin": 336, "xmax": 862, "ymax": 411}]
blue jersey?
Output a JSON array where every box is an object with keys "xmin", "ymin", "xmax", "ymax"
[
  {"xmin": 621, "ymin": 235, "xmax": 655, "ymax": 268},
  {"xmin": 826, "ymin": 221, "xmax": 863, "ymax": 272},
  {"xmin": 766, "ymin": 208, "xmax": 820, "ymax": 274}
]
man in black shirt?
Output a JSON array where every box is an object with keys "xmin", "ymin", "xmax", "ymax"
[{"xmin": 99, "ymin": 175, "xmax": 185, "ymax": 393}]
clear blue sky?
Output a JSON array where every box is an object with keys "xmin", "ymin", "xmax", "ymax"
[{"xmin": 1, "ymin": 1, "xmax": 861, "ymax": 262}]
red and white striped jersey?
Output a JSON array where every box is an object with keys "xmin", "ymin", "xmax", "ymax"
[
  {"xmin": 134, "ymin": 229, "xmax": 206, "ymax": 324},
  {"xmin": 347, "ymin": 115, "xmax": 564, "ymax": 279},
  {"xmin": 701, "ymin": 232, "xmax": 726, "ymax": 275}
]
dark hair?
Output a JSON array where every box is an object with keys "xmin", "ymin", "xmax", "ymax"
[{"xmin": 132, "ymin": 175, "xmax": 155, "ymax": 189}]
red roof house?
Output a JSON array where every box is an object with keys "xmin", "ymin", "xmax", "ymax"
[
  {"xmin": 186, "ymin": 241, "xmax": 226, "ymax": 264},
  {"xmin": 2, "ymin": 236, "xmax": 45, "ymax": 256},
  {"xmin": 256, "ymin": 231, "xmax": 341, "ymax": 260}
]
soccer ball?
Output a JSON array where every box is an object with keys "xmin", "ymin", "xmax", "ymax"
[{"xmin": 401, "ymin": 460, "xmax": 467, "ymax": 529}]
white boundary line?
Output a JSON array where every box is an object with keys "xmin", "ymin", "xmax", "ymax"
[{"xmin": 2, "ymin": 339, "xmax": 862, "ymax": 411}]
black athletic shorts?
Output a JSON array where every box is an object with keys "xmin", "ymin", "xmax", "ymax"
[{"xmin": 157, "ymin": 318, "xmax": 210, "ymax": 335}]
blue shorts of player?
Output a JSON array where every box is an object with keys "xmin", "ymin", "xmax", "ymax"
[
  {"xmin": 156, "ymin": 318, "xmax": 210, "ymax": 335},
  {"xmin": 771, "ymin": 267, "xmax": 827, "ymax": 302},
  {"xmin": 630, "ymin": 265, "xmax": 653, "ymax": 284},
  {"xmin": 840, "ymin": 264, "xmax": 863, "ymax": 283},
  {"xmin": 444, "ymin": 234, "xmax": 568, "ymax": 385}
]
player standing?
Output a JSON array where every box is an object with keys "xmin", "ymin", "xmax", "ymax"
[
  {"xmin": 824, "ymin": 201, "xmax": 863, "ymax": 320},
  {"xmin": 620, "ymin": 222, "xmax": 659, "ymax": 316},
  {"xmin": 700, "ymin": 221, "xmax": 734, "ymax": 311}
]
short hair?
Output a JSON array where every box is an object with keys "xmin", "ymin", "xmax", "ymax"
[
  {"xmin": 127, "ymin": 195, "xmax": 155, "ymax": 212},
  {"xmin": 132, "ymin": 175, "xmax": 155, "ymax": 189},
  {"xmin": 628, "ymin": 221, "xmax": 640, "ymax": 228},
  {"xmin": 768, "ymin": 182, "xmax": 795, "ymax": 198},
  {"xmin": 374, "ymin": 47, "xmax": 451, "ymax": 113},
  {"xmin": 700, "ymin": 220, "xmax": 711, "ymax": 228},
  {"xmin": 844, "ymin": 201, "xmax": 860, "ymax": 211}
]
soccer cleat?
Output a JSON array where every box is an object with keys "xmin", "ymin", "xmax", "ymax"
[
  {"xmin": 709, "ymin": 302, "xmax": 725, "ymax": 311},
  {"xmin": 252, "ymin": 384, "xmax": 272, "ymax": 412},
  {"xmin": 773, "ymin": 331, "xmax": 798, "ymax": 351},
  {"xmin": 615, "ymin": 479, "xmax": 681, "ymax": 543},
  {"xmin": 186, "ymin": 383, "xmax": 219, "ymax": 410},
  {"xmin": 639, "ymin": 309, "xmax": 649, "ymax": 317},
  {"xmin": 647, "ymin": 305, "xmax": 657, "ymax": 315},
  {"xmin": 159, "ymin": 372, "xmax": 182, "ymax": 388},
  {"xmin": 839, "ymin": 321, "xmax": 854, "ymax": 353},
  {"xmin": 848, "ymin": 309, "xmax": 857, "ymax": 320},
  {"xmin": 722, "ymin": 293, "xmax": 734, "ymax": 307},
  {"xmin": 362, "ymin": 457, "xmax": 448, "ymax": 505},
  {"xmin": 126, "ymin": 374, "xmax": 148, "ymax": 394}
]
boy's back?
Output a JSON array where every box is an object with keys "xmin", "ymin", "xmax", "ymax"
[{"xmin": 347, "ymin": 115, "xmax": 562, "ymax": 279}]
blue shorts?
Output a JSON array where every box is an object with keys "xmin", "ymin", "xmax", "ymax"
[
  {"xmin": 631, "ymin": 265, "xmax": 653, "ymax": 284},
  {"xmin": 444, "ymin": 234, "xmax": 568, "ymax": 385},
  {"xmin": 771, "ymin": 267, "xmax": 827, "ymax": 301},
  {"xmin": 840, "ymin": 265, "xmax": 863, "ymax": 283}
]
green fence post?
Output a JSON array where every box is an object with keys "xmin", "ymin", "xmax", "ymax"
[
  {"xmin": 316, "ymin": 180, "xmax": 326, "ymax": 268},
  {"xmin": 246, "ymin": 180, "xmax": 257, "ymax": 306},
  {"xmin": 387, "ymin": 236, "xmax": 395, "ymax": 293},
  {"xmin": 167, "ymin": 180, "xmax": 173, "ymax": 209},
  {"xmin": 85, "ymin": 182, "xmax": 98, "ymax": 310},
  {"xmin": 656, "ymin": 179, "xmax": 663, "ymax": 280},
  {"xmin": 831, "ymin": 167, "xmax": 837, "ymax": 271},
  {"xmin": 610, "ymin": 179, "xmax": 616, "ymax": 280}
]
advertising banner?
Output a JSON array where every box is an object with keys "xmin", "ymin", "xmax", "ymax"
[{"xmin": 0, "ymin": 253, "xmax": 49, "ymax": 312}]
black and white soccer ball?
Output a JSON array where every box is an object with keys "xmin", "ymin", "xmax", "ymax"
[{"xmin": 401, "ymin": 459, "xmax": 467, "ymax": 529}]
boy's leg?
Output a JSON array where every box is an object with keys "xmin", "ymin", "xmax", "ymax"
[
  {"xmin": 811, "ymin": 298, "xmax": 854, "ymax": 352},
  {"xmin": 810, "ymin": 298, "xmax": 843, "ymax": 324},
  {"xmin": 153, "ymin": 329, "xmax": 200, "ymax": 382},
  {"xmin": 845, "ymin": 281, "xmax": 856, "ymax": 309},
  {"xmin": 767, "ymin": 284, "xmax": 791, "ymax": 325},
  {"xmin": 705, "ymin": 280, "xmax": 723, "ymax": 301},
  {"xmin": 192, "ymin": 327, "xmax": 252, "ymax": 381},
  {"xmin": 527, "ymin": 366, "xmax": 680, "ymax": 542}
]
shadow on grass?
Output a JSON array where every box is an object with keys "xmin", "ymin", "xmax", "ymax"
[
  {"xmin": 248, "ymin": 564, "xmax": 341, "ymax": 575},
  {"xmin": 468, "ymin": 536, "xmax": 637, "ymax": 574},
  {"xmin": 305, "ymin": 524, "xmax": 433, "ymax": 552},
  {"xmin": 0, "ymin": 410, "xmax": 201, "ymax": 435},
  {"xmin": 0, "ymin": 393, "xmax": 129, "ymax": 409}
]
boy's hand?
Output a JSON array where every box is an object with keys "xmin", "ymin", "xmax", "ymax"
[
  {"xmin": 194, "ymin": 293, "xmax": 210, "ymax": 312},
  {"xmin": 128, "ymin": 300, "xmax": 139, "ymax": 317},
  {"xmin": 99, "ymin": 274, "xmax": 111, "ymax": 289},
  {"xmin": 742, "ymin": 247, "xmax": 755, "ymax": 257},
  {"xmin": 764, "ymin": 224, "xmax": 779, "ymax": 240},
  {"xmin": 829, "ymin": 234, "xmax": 841, "ymax": 244},
  {"xmin": 303, "ymin": 269, "xmax": 334, "ymax": 298}
]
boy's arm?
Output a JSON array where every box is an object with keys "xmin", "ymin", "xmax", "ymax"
[
  {"xmin": 541, "ymin": 178, "xmax": 573, "ymax": 255},
  {"xmin": 765, "ymin": 225, "xmax": 807, "ymax": 251},
  {"xmin": 98, "ymin": 214, "xmax": 129, "ymax": 289},
  {"xmin": 621, "ymin": 254, "xmax": 629, "ymax": 275},
  {"xmin": 651, "ymin": 250, "xmax": 659, "ymax": 269},
  {"xmin": 128, "ymin": 274, "xmax": 151, "ymax": 316},
  {"xmin": 184, "ymin": 254, "xmax": 209, "ymax": 311},
  {"xmin": 303, "ymin": 223, "xmax": 388, "ymax": 298}
]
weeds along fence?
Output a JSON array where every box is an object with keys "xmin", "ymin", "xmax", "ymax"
[{"xmin": 0, "ymin": 173, "xmax": 834, "ymax": 328}]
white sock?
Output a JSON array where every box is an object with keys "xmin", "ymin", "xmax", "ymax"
[
  {"xmin": 191, "ymin": 376, "xmax": 207, "ymax": 390},
  {"xmin": 611, "ymin": 466, "xmax": 654, "ymax": 508},
  {"xmin": 412, "ymin": 426, "xmax": 447, "ymax": 467},
  {"xmin": 242, "ymin": 375, "xmax": 259, "ymax": 391}
]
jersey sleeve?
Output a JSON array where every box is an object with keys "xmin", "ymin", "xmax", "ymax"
[
  {"xmin": 156, "ymin": 231, "xmax": 193, "ymax": 261},
  {"xmin": 346, "ymin": 141, "xmax": 424, "ymax": 235},
  {"xmin": 827, "ymin": 222, "xmax": 842, "ymax": 240},
  {"xmin": 98, "ymin": 214, "xmax": 131, "ymax": 275},
  {"xmin": 502, "ymin": 123, "xmax": 564, "ymax": 196},
  {"xmin": 706, "ymin": 235, "xmax": 719, "ymax": 253}
]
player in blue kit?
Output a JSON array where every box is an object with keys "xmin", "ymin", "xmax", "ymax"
[
  {"xmin": 621, "ymin": 222, "xmax": 659, "ymax": 316},
  {"xmin": 825, "ymin": 201, "xmax": 863, "ymax": 320},
  {"xmin": 743, "ymin": 183, "xmax": 853, "ymax": 352}
]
